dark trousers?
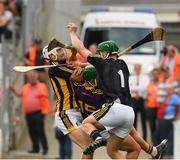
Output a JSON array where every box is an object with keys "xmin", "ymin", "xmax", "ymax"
[
  {"xmin": 146, "ymin": 108, "xmax": 157, "ymax": 143},
  {"xmin": 26, "ymin": 111, "xmax": 48, "ymax": 152},
  {"xmin": 55, "ymin": 127, "xmax": 72, "ymax": 159},
  {"xmin": 154, "ymin": 119, "xmax": 173, "ymax": 155},
  {"xmin": 132, "ymin": 97, "xmax": 147, "ymax": 140},
  {"xmin": 0, "ymin": 27, "xmax": 12, "ymax": 42}
]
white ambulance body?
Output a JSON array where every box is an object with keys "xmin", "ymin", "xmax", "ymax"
[{"xmin": 81, "ymin": 9, "xmax": 163, "ymax": 74}]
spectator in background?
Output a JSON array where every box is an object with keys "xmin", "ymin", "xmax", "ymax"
[
  {"xmin": 129, "ymin": 64, "xmax": 149, "ymax": 140},
  {"xmin": 0, "ymin": 1, "xmax": 13, "ymax": 41},
  {"xmin": 88, "ymin": 43, "xmax": 97, "ymax": 55},
  {"xmin": 10, "ymin": 71, "xmax": 50, "ymax": 155},
  {"xmin": 161, "ymin": 45, "xmax": 180, "ymax": 82},
  {"xmin": 157, "ymin": 67, "xmax": 178, "ymax": 106},
  {"xmin": 145, "ymin": 68, "xmax": 159, "ymax": 143},
  {"xmin": 14, "ymin": 0, "xmax": 22, "ymax": 17},
  {"xmin": 155, "ymin": 68, "xmax": 179, "ymax": 155},
  {"xmin": 23, "ymin": 38, "xmax": 48, "ymax": 84},
  {"xmin": 155, "ymin": 86, "xmax": 180, "ymax": 155},
  {"xmin": 55, "ymin": 127, "xmax": 72, "ymax": 159},
  {"xmin": 174, "ymin": 75, "xmax": 180, "ymax": 94},
  {"xmin": 7, "ymin": 0, "xmax": 17, "ymax": 16},
  {"xmin": 159, "ymin": 46, "xmax": 168, "ymax": 65}
]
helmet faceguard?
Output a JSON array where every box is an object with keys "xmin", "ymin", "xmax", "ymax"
[
  {"xmin": 97, "ymin": 40, "xmax": 119, "ymax": 59},
  {"xmin": 42, "ymin": 38, "xmax": 67, "ymax": 65},
  {"xmin": 42, "ymin": 45, "xmax": 49, "ymax": 60}
]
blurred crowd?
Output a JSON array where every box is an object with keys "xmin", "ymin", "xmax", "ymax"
[
  {"xmin": 0, "ymin": 0, "xmax": 22, "ymax": 42},
  {"xmin": 129, "ymin": 45, "xmax": 180, "ymax": 156}
]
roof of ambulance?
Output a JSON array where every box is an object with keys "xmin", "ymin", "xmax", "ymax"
[{"xmin": 83, "ymin": 12, "xmax": 158, "ymax": 28}]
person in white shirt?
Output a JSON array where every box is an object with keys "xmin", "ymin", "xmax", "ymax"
[
  {"xmin": 157, "ymin": 67, "xmax": 178, "ymax": 105},
  {"xmin": 0, "ymin": 1, "xmax": 13, "ymax": 41},
  {"xmin": 129, "ymin": 63, "xmax": 149, "ymax": 140}
]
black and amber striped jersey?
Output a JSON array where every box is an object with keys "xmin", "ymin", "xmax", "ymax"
[{"xmin": 48, "ymin": 66, "xmax": 78, "ymax": 111}]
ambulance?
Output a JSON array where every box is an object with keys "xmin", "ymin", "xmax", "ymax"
[{"xmin": 80, "ymin": 8, "xmax": 163, "ymax": 74}]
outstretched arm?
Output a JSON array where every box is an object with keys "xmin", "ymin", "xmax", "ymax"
[
  {"xmin": 67, "ymin": 23, "xmax": 91, "ymax": 60},
  {"xmin": 9, "ymin": 85, "xmax": 22, "ymax": 97}
]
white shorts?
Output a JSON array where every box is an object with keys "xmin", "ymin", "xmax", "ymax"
[
  {"xmin": 93, "ymin": 101, "xmax": 134, "ymax": 138},
  {"xmin": 100, "ymin": 129, "xmax": 110, "ymax": 139},
  {"xmin": 55, "ymin": 108, "xmax": 83, "ymax": 135}
]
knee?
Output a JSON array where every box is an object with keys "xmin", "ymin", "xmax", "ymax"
[{"xmin": 134, "ymin": 143, "xmax": 141, "ymax": 155}]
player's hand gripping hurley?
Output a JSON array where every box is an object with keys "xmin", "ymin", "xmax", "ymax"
[{"xmin": 117, "ymin": 27, "xmax": 165, "ymax": 58}]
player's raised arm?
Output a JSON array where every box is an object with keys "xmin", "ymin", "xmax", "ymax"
[{"xmin": 67, "ymin": 23, "xmax": 91, "ymax": 60}]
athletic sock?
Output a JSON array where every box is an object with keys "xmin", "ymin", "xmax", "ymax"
[
  {"xmin": 151, "ymin": 147, "xmax": 158, "ymax": 157},
  {"xmin": 90, "ymin": 130, "xmax": 102, "ymax": 141},
  {"xmin": 147, "ymin": 144, "xmax": 158, "ymax": 157},
  {"xmin": 146, "ymin": 144, "xmax": 153, "ymax": 154}
]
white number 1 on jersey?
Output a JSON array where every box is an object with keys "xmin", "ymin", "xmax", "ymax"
[{"xmin": 118, "ymin": 70, "xmax": 125, "ymax": 88}]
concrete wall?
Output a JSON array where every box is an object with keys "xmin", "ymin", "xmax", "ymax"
[{"xmin": 24, "ymin": 0, "xmax": 81, "ymax": 48}]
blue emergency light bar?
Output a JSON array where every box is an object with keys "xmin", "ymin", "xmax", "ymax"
[{"xmin": 90, "ymin": 6, "xmax": 154, "ymax": 13}]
